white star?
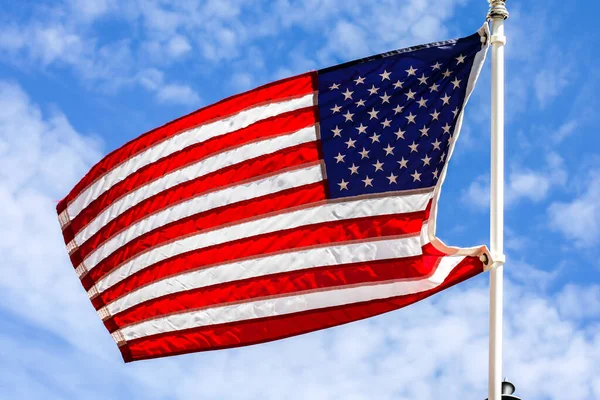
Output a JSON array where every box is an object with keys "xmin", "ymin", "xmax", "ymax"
[
  {"xmin": 417, "ymin": 97, "xmax": 428, "ymax": 108},
  {"xmin": 380, "ymin": 92, "xmax": 391, "ymax": 103},
  {"xmin": 432, "ymin": 62, "xmax": 442, "ymax": 70},
  {"xmin": 349, "ymin": 164, "xmax": 359, "ymax": 175},
  {"xmin": 433, "ymin": 169, "xmax": 440, "ymax": 179},
  {"xmin": 409, "ymin": 141, "xmax": 419, "ymax": 153},
  {"xmin": 418, "ymin": 74, "xmax": 428, "ymax": 85},
  {"xmin": 440, "ymin": 152, "xmax": 446, "ymax": 162},
  {"xmin": 345, "ymin": 137, "xmax": 356, "ymax": 148},
  {"xmin": 410, "ymin": 169, "xmax": 421, "ymax": 182},
  {"xmin": 362, "ymin": 175, "xmax": 374, "ymax": 187},
  {"xmin": 387, "ymin": 173, "xmax": 398, "ymax": 184},
  {"xmin": 393, "ymin": 80, "xmax": 404, "ymax": 89},
  {"xmin": 338, "ymin": 179, "xmax": 349, "ymax": 190},
  {"xmin": 452, "ymin": 107, "xmax": 460, "ymax": 117},
  {"xmin": 442, "ymin": 123, "xmax": 452, "ymax": 134},
  {"xmin": 373, "ymin": 160, "xmax": 384, "ymax": 172},
  {"xmin": 429, "ymin": 82, "xmax": 440, "ymax": 92},
  {"xmin": 359, "ymin": 148, "xmax": 370, "ymax": 159},
  {"xmin": 383, "ymin": 144, "xmax": 395, "ymax": 155},
  {"xmin": 354, "ymin": 76, "xmax": 365, "ymax": 85},
  {"xmin": 419, "ymin": 125, "xmax": 430, "ymax": 137},
  {"xmin": 381, "ymin": 118, "xmax": 392, "ymax": 128},
  {"xmin": 379, "ymin": 70, "xmax": 392, "ymax": 81},
  {"xmin": 393, "ymin": 105, "xmax": 404, "ymax": 114},
  {"xmin": 432, "ymin": 138, "xmax": 442, "ymax": 150},
  {"xmin": 430, "ymin": 110, "xmax": 440, "ymax": 121},
  {"xmin": 421, "ymin": 154, "xmax": 432, "ymax": 166},
  {"xmin": 456, "ymin": 54, "xmax": 466, "ymax": 64},
  {"xmin": 405, "ymin": 89, "xmax": 416, "ymax": 100},
  {"xmin": 343, "ymin": 110, "xmax": 354, "ymax": 121},
  {"xmin": 451, "ymin": 77, "xmax": 461, "ymax": 89},
  {"xmin": 367, "ymin": 108, "xmax": 380, "ymax": 120},
  {"xmin": 334, "ymin": 153, "xmax": 345, "ymax": 163},
  {"xmin": 355, "ymin": 99, "xmax": 366, "ymax": 107},
  {"xmin": 369, "ymin": 133, "xmax": 381, "ymax": 143},
  {"xmin": 331, "ymin": 126, "xmax": 342, "ymax": 137},
  {"xmin": 395, "ymin": 129, "xmax": 406, "ymax": 140},
  {"xmin": 442, "ymin": 69, "xmax": 452, "ymax": 78},
  {"xmin": 405, "ymin": 112, "xmax": 416, "ymax": 124},
  {"xmin": 411, "ymin": 170, "xmax": 422, "ymax": 182},
  {"xmin": 398, "ymin": 157, "xmax": 408, "ymax": 169},
  {"xmin": 356, "ymin": 123, "xmax": 368, "ymax": 134},
  {"xmin": 368, "ymin": 85, "xmax": 379, "ymax": 95},
  {"xmin": 330, "ymin": 104, "xmax": 342, "ymax": 113},
  {"xmin": 342, "ymin": 88, "xmax": 354, "ymax": 100},
  {"xmin": 406, "ymin": 65, "xmax": 417, "ymax": 76},
  {"xmin": 441, "ymin": 93, "xmax": 451, "ymax": 105},
  {"xmin": 329, "ymin": 83, "xmax": 340, "ymax": 90}
]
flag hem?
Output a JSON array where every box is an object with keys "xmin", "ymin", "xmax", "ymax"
[{"xmin": 427, "ymin": 23, "xmax": 492, "ymax": 265}]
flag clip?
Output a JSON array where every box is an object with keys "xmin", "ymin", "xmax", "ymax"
[
  {"xmin": 490, "ymin": 34, "xmax": 506, "ymax": 45},
  {"xmin": 480, "ymin": 251, "xmax": 505, "ymax": 271}
]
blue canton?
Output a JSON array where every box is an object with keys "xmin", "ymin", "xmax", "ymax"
[{"xmin": 318, "ymin": 32, "xmax": 483, "ymax": 199}]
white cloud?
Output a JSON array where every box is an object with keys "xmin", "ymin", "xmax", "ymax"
[
  {"xmin": 463, "ymin": 152, "xmax": 567, "ymax": 210},
  {"xmin": 0, "ymin": 0, "xmax": 474, "ymax": 103},
  {"xmin": 557, "ymin": 284, "xmax": 600, "ymax": 321},
  {"xmin": 462, "ymin": 174, "xmax": 490, "ymax": 209},
  {"xmin": 156, "ymin": 83, "xmax": 201, "ymax": 106},
  {"xmin": 548, "ymin": 171, "xmax": 600, "ymax": 248},
  {"xmin": 534, "ymin": 63, "xmax": 571, "ymax": 109},
  {"xmin": 319, "ymin": 20, "xmax": 369, "ymax": 60},
  {"xmin": 0, "ymin": 80, "xmax": 107, "ymax": 355},
  {"xmin": 552, "ymin": 120, "xmax": 579, "ymax": 143},
  {"xmin": 167, "ymin": 35, "xmax": 192, "ymax": 58},
  {"xmin": 136, "ymin": 68, "xmax": 201, "ymax": 106},
  {"xmin": 231, "ymin": 72, "xmax": 254, "ymax": 91}
]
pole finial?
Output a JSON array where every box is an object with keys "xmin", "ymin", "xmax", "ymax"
[{"xmin": 487, "ymin": 0, "xmax": 509, "ymax": 20}]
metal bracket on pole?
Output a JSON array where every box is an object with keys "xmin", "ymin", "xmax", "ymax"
[
  {"xmin": 487, "ymin": 0, "xmax": 510, "ymax": 20},
  {"xmin": 490, "ymin": 254, "xmax": 506, "ymax": 271},
  {"xmin": 481, "ymin": 253, "xmax": 506, "ymax": 272},
  {"xmin": 490, "ymin": 35, "xmax": 506, "ymax": 45}
]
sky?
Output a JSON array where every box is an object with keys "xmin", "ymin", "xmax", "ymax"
[{"xmin": 0, "ymin": 0, "xmax": 599, "ymax": 399}]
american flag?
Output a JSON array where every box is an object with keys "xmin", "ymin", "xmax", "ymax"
[{"xmin": 57, "ymin": 26, "xmax": 491, "ymax": 362}]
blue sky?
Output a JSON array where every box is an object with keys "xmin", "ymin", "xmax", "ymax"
[{"xmin": 0, "ymin": 1, "xmax": 599, "ymax": 399}]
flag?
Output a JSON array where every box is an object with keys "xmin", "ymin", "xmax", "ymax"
[{"xmin": 57, "ymin": 25, "xmax": 491, "ymax": 362}]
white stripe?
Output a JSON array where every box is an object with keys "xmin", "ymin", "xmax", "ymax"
[
  {"xmin": 94, "ymin": 191, "xmax": 433, "ymax": 293},
  {"xmin": 106, "ymin": 235, "xmax": 423, "ymax": 315},
  {"xmin": 73, "ymin": 125, "xmax": 318, "ymax": 247},
  {"xmin": 67, "ymin": 94, "xmax": 315, "ymax": 221},
  {"xmin": 58, "ymin": 211, "xmax": 69, "ymax": 228},
  {"xmin": 420, "ymin": 222, "xmax": 431, "ymax": 245},
  {"xmin": 121, "ymin": 254, "xmax": 465, "ymax": 340},
  {"xmin": 84, "ymin": 164, "xmax": 324, "ymax": 268}
]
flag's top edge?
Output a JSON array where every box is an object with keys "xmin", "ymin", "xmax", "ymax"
[{"xmin": 318, "ymin": 27, "xmax": 487, "ymax": 75}]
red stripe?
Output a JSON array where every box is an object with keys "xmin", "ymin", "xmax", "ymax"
[
  {"xmin": 109, "ymin": 251, "xmax": 440, "ymax": 330},
  {"xmin": 70, "ymin": 142, "xmax": 321, "ymax": 266},
  {"xmin": 120, "ymin": 255, "xmax": 483, "ymax": 362},
  {"xmin": 66, "ymin": 108, "xmax": 317, "ymax": 239},
  {"xmin": 91, "ymin": 211, "xmax": 428, "ymax": 307},
  {"xmin": 57, "ymin": 72, "xmax": 318, "ymax": 214},
  {"xmin": 86, "ymin": 181, "xmax": 327, "ymax": 287}
]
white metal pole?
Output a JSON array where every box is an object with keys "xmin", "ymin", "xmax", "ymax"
[{"xmin": 487, "ymin": 1, "xmax": 508, "ymax": 400}]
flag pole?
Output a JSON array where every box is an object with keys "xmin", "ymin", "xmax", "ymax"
[{"xmin": 487, "ymin": 1, "xmax": 509, "ymax": 400}]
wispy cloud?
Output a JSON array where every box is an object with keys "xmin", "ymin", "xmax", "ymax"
[
  {"xmin": 548, "ymin": 170, "xmax": 600, "ymax": 248},
  {"xmin": 462, "ymin": 152, "xmax": 568, "ymax": 211},
  {"xmin": 0, "ymin": 0, "xmax": 474, "ymax": 105}
]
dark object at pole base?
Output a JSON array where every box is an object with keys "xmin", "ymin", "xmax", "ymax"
[{"xmin": 485, "ymin": 380, "xmax": 522, "ymax": 400}]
